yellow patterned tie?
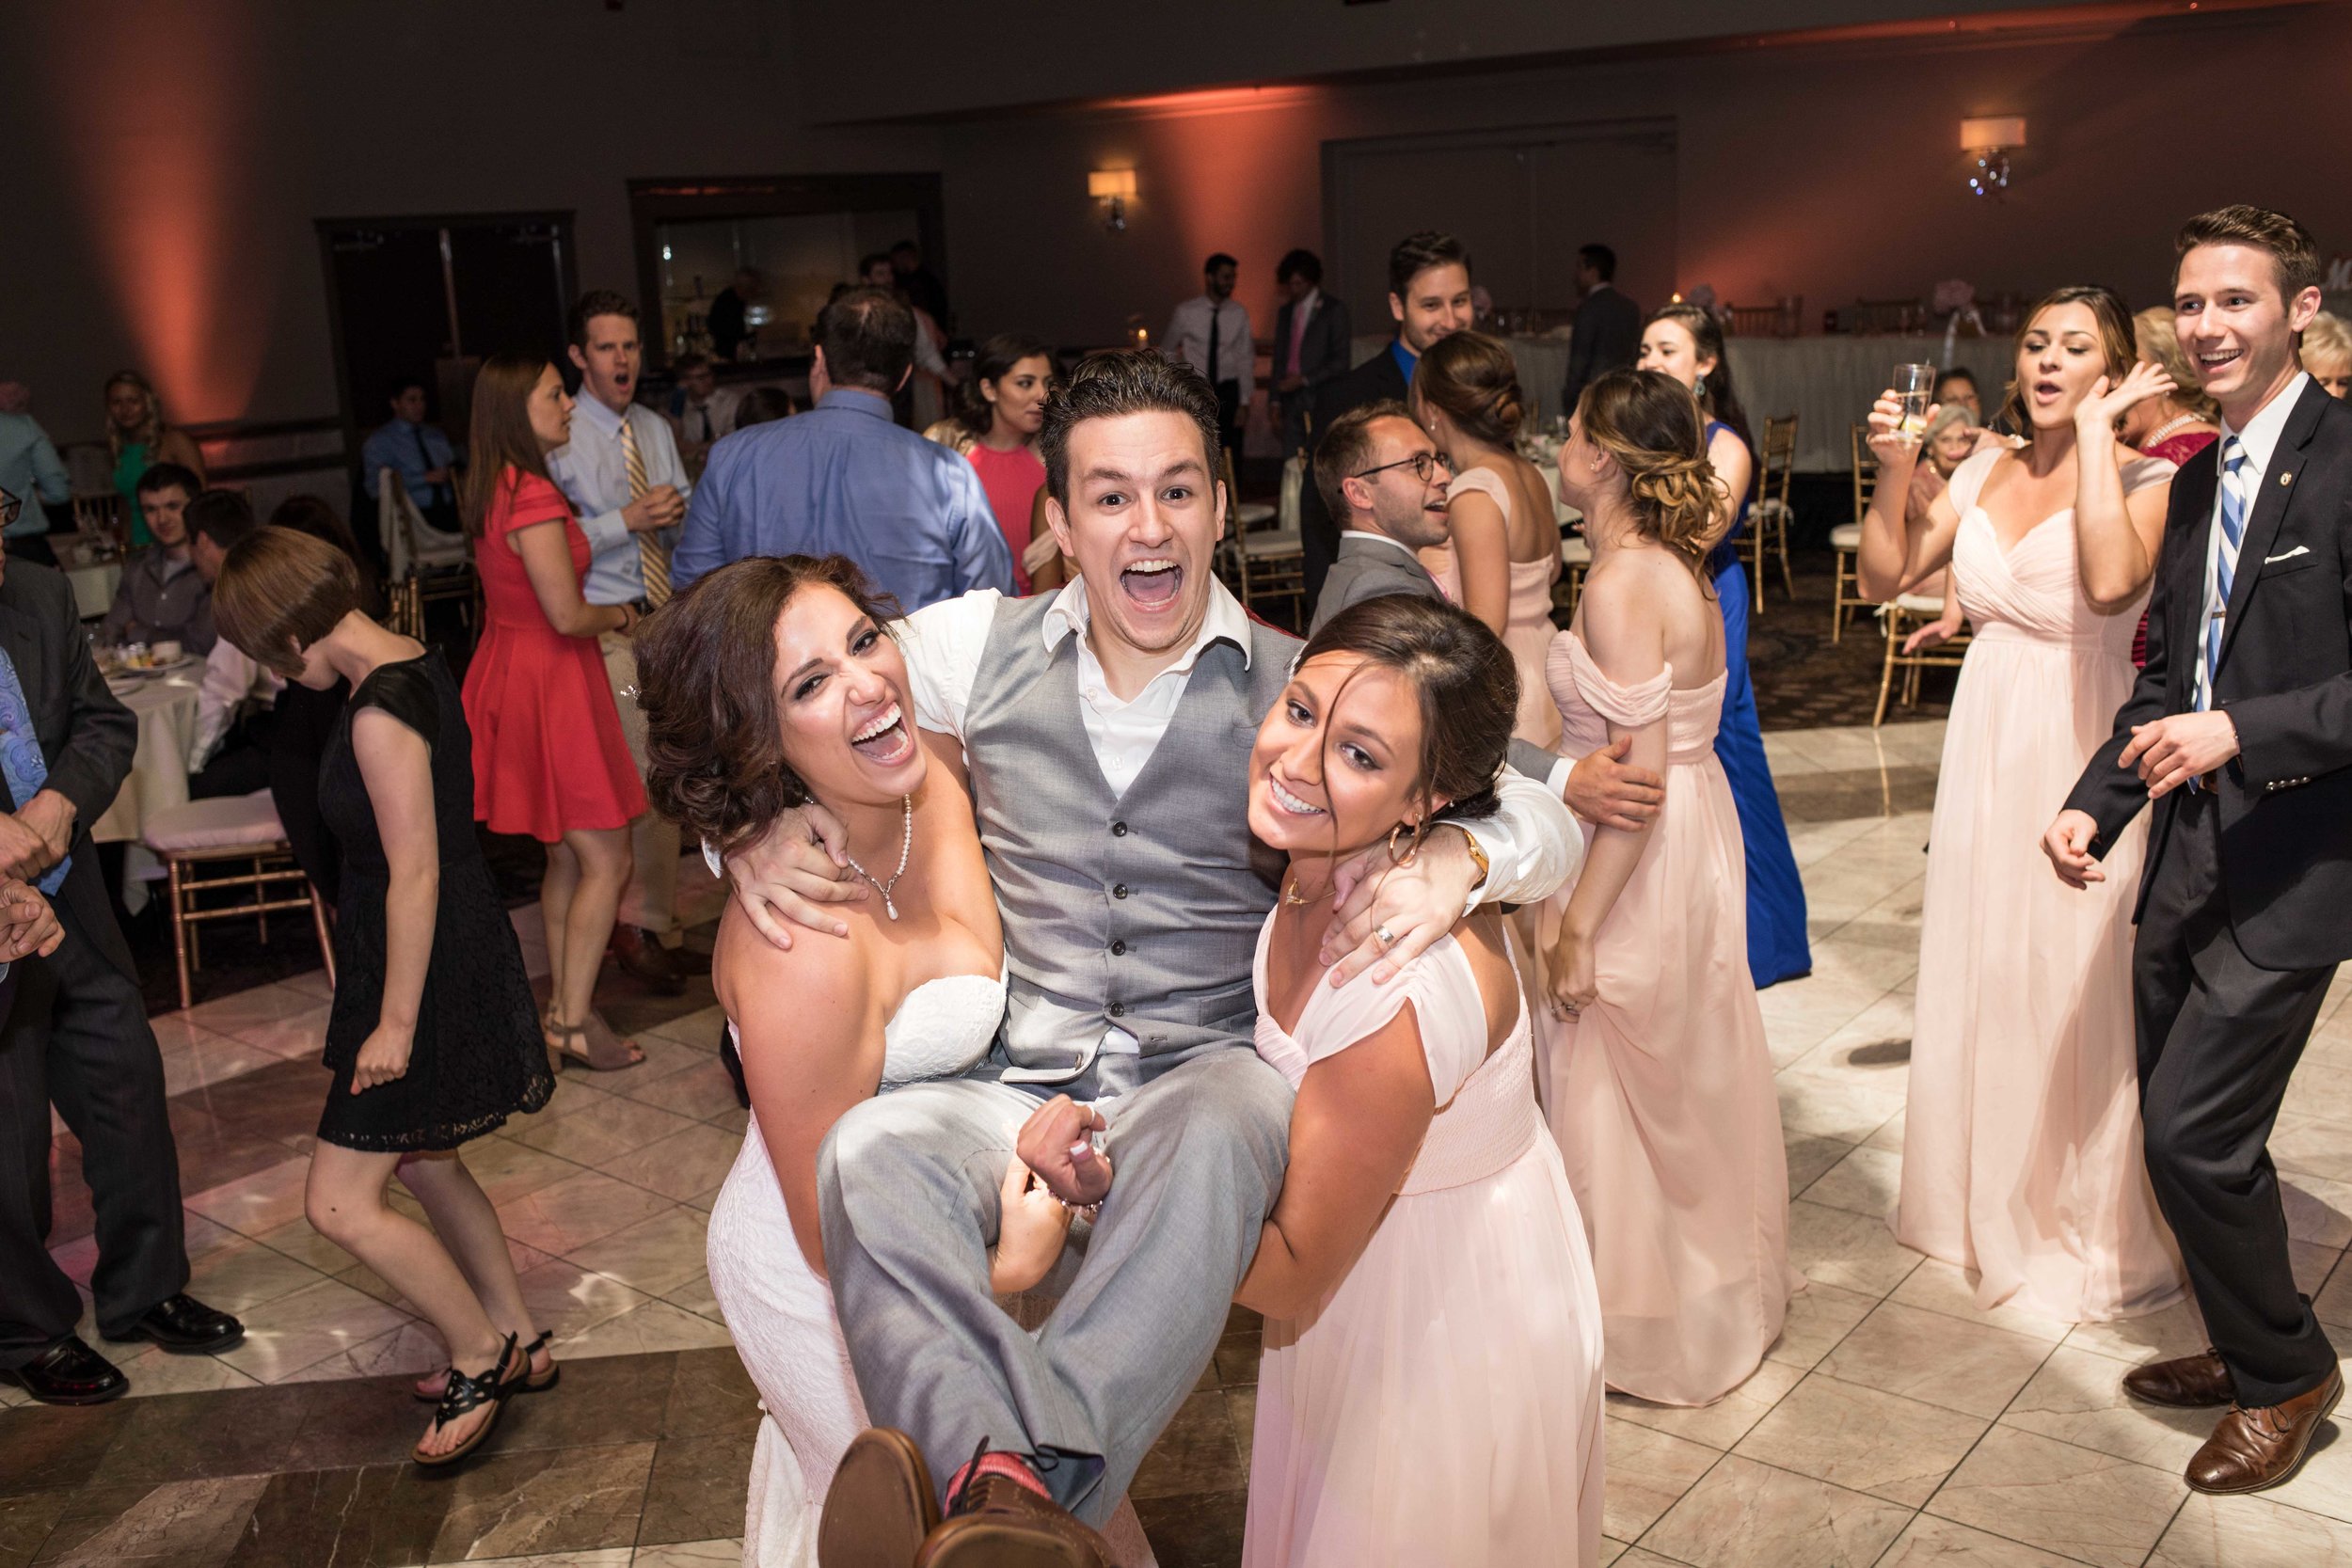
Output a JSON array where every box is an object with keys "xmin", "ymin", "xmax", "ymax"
[{"xmin": 618, "ymin": 416, "xmax": 672, "ymax": 609}]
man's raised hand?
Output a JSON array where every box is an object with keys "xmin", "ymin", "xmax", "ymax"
[{"xmin": 722, "ymin": 802, "xmax": 864, "ymax": 948}]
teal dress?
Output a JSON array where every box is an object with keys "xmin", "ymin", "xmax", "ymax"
[{"xmin": 112, "ymin": 442, "xmax": 153, "ymax": 546}]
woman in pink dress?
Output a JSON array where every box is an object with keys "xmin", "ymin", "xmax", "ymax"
[
  {"xmin": 1537, "ymin": 369, "xmax": 1791, "ymax": 1406},
  {"xmin": 959, "ymin": 334, "xmax": 1056, "ymax": 594},
  {"xmin": 1861, "ymin": 286, "xmax": 2188, "ymax": 1322},
  {"xmin": 1410, "ymin": 331, "xmax": 1564, "ymax": 745},
  {"xmin": 1234, "ymin": 594, "xmax": 1604, "ymax": 1567}
]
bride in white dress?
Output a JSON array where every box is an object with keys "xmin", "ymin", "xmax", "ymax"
[{"xmin": 635, "ymin": 557, "xmax": 1146, "ymax": 1566}]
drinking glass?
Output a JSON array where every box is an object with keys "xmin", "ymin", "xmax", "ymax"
[{"xmin": 1894, "ymin": 362, "xmax": 1937, "ymax": 441}]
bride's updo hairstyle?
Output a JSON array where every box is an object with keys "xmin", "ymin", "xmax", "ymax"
[
  {"xmin": 1576, "ymin": 369, "xmax": 1720, "ymax": 578},
  {"xmin": 1410, "ymin": 330, "xmax": 1527, "ymax": 447},
  {"xmin": 1296, "ymin": 594, "xmax": 1516, "ymax": 832},
  {"xmin": 635, "ymin": 554, "xmax": 901, "ymax": 859}
]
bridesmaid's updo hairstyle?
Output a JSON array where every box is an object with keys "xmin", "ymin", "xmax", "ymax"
[
  {"xmin": 1410, "ymin": 330, "xmax": 1526, "ymax": 447},
  {"xmin": 1297, "ymin": 595, "xmax": 1515, "ymax": 831},
  {"xmin": 1576, "ymin": 369, "xmax": 1719, "ymax": 579},
  {"xmin": 213, "ymin": 527, "xmax": 362, "ymax": 679},
  {"xmin": 635, "ymin": 555, "xmax": 902, "ymax": 859}
]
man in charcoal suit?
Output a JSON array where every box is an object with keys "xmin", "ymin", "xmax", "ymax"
[{"xmin": 2044, "ymin": 204, "xmax": 2352, "ymax": 1496}]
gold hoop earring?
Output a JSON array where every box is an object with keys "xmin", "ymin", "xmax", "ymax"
[{"xmin": 1389, "ymin": 820, "xmax": 1424, "ymax": 866}]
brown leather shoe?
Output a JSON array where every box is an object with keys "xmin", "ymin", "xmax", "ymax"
[
  {"xmin": 2123, "ymin": 1347, "xmax": 2235, "ymax": 1408},
  {"xmin": 2186, "ymin": 1365, "xmax": 2344, "ymax": 1495},
  {"xmin": 609, "ymin": 924, "xmax": 687, "ymax": 995},
  {"xmin": 819, "ymin": 1428, "xmax": 940, "ymax": 1568},
  {"xmin": 914, "ymin": 1469, "xmax": 1114, "ymax": 1568}
]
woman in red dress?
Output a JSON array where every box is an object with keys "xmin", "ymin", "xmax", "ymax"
[{"xmin": 459, "ymin": 354, "xmax": 646, "ymax": 1069}]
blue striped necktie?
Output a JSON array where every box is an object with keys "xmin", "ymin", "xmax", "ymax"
[{"xmin": 2200, "ymin": 436, "xmax": 2249, "ymax": 709}]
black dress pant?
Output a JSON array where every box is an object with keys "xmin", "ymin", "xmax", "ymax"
[
  {"xmin": 2133, "ymin": 787, "xmax": 2339, "ymax": 1407},
  {"xmin": 1213, "ymin": 378, "xmax": 1244, "ymax": 458},
  {"xmin": 0, "ymin": 895, "xmax": 188, "ymax": 1366}
]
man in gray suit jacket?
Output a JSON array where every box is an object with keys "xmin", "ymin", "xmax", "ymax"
[{"xmin": 1308, "ymin": 399, "xmax": 1452, "ymax": 633}]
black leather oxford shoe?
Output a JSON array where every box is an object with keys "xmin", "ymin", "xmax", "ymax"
[
  {"xmin": 107, "ymin": 1292, "xmax": 245, "ymax": 1354},
  {"xmin": 4, "ymin": 1336, "xmax": 128, "ymax": 1405}
]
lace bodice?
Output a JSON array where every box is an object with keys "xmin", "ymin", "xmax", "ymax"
[
  {"xmin": 1252, "ymin": 923, "xmax": 1540, "ymax": 1196},
  {"xmin": 1947, "ymin": 447, "xmax": 2175, "ymax": 654},
  {"xmin": 881, "ymin": 971, "xmax": 1007, "ymax": 1087},
  {"xmin": 1547, "ymin": 632, "xmax": 1724, "ymax": 765}
]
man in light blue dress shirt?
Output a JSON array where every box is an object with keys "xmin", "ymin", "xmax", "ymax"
[
  {"xmin": 358, "ymin": 378, "xmax": 461, "ymax": 534},
  {"xmin": 548, "ymin": 291, "xmax": 692, "ymax": 991},
  {"xmin": 672, "ymin": 287, "xmax": 1013, "ymax": 610},
  {"xmin": 0, "ymin": 412, "xmax": 72, "ymax": 563}
]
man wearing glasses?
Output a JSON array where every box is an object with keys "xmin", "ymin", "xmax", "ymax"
[{"xmin": 1306, "ymin": 401, "xmax": 1454, "ymax": 634}]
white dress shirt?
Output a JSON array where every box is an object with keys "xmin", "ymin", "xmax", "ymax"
[
  {"xmin": 1163, "ymin": 295, "xmax": 1255, "ymax": 408},
  {"xmin": 897, "ymin": 576, "xmax": 1578, "ymax": 909},
  {"xmin": 2194, "ymin": 372, "xmax": 2307, "ymax": 711},
  {"xmin": 188, "ymin": 639, "xmax": 281, "ymax": 772},
  {"xmin": 548, "ymin": 393, "xmax": 692, "ymax": 606}
]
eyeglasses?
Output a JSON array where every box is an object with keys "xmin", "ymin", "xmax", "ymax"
[
  {"xmin": 0, "ymin": 488, "xmax": 19, "ymax": 528},
  {"xmin": 1353, "ymin": 450, "xmax": 1453, "ymax": 484}
]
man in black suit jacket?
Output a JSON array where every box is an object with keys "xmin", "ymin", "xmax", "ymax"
[
  {"xmin": 1300, "ymin": 230, "xmax": 1476, "ymax": 610},
  {"xmin": 1560, "ymin": 243, "xmax": 1642, "ymax": 416},
  {"xmin": 1270, "ymin": 249, "xmax": 1353, "ymax": 460},
  {"xmin": 2044, "ymin": 206, "xmax": 2352, "ymax": 1496},
  {"xmin": 0, "ymin": 554, "xmax": 242, "ymax": 1405}
]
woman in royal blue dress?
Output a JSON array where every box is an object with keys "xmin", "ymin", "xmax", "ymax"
[{"xmin": 1635, "ymin": 305, "xmax": 1811, "ymax": 987}]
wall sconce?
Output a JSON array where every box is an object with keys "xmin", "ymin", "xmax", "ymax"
[
  {"xmin": 1089, "ymin": 168, "xmax": 1136, "ymax": 232},
  {"xmin": 1960, "ymin": 116, "xmax": 2026, "ymax": 199}
]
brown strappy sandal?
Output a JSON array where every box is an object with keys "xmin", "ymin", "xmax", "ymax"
[
  {"xmin": 547, "ymin": 1011, "xmax": 644, "ymax": 1071},
  {"xmin": 415, "ymin": 1329, "xmax": 558, "ymax": 1402},
  {"xmin": 413, "ymin": 1333, "xmax": 522, "ymax": 1467}
]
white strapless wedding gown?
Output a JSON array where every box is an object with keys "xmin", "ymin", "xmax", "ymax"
[{"xmin": 707, "ymin": 974, "xmax": 1158, "ymax": 1567}]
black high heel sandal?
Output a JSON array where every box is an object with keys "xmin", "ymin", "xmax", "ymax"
[
  {"xmin": 414, "ymin": 1329, "xmax": 558, "ymax": 1402},
  {"xmin": 413, "ymin": 1333, "xmax": 520, "ymax": 1467}
]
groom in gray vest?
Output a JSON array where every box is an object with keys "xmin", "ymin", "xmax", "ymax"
[{"xmin": 726, "ymin": 353, "xmax": 1615, "ymax": 1563}]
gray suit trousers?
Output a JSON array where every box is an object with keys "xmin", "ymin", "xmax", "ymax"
[{"xmin": 817, "ymin": 1046, "xmax": 1292, "ymax": 1523}]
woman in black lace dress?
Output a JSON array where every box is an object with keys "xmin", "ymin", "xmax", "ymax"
[{"xmin": 213, "ymin": 527, "xmax": 553, "ymax": 1465}]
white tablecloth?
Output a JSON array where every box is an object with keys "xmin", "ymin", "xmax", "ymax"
[
  {"xmin": 65, "ymin": 562, "xmax": 120, "ymax": 621},
  {"xmin": 1724, "ymin": 337, "xmax": 2018, "ymax": 472},
  {"xmin": 92, "ymin": 673, "xmax": 201, "ymax": 845}
]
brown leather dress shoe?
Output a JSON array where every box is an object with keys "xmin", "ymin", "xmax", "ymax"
[
  {"xmin": 609, "ymin": 924, "xmax": 687, "ymax": 995},
  {"xmin": 2186, "ymin": 1365, "xmax": 2344, "ymax": 1495},
  {"xmin": 915, "ymin": 1471, "xmax": 1114, "ymax": 1568},
  {"xmin": 2122, "ymin": 1347, "xmax": 2234, "ymax": 1408},
  {"xmin": 819, "ymin": 1429, "xmax": 940, "ymax": 1568}
]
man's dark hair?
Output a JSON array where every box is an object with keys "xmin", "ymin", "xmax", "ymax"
[
  {"xmin": 1312, "ymin": 399, "xmax": 1414, "ymax": 517},
  {"xmin": 1037, "ymin": 351, "xmax": 1221, "ymax": 506},
  {"xmin": 2174, "ymin": 204, "xmax": 2321, "ymax": 301},
  {"xmin": 135, "ymin": 462, "xmax": 199, "ymax": 499},
  {"xmin": 1277, "ymin": 248, "xmax": 1323, "ymax": 287},
  {"xmin": 1933, "ymin": 366, "xmax": 1979, "ymax": 395},
  {"xmin": 1388, "ymin": 231, "xmax": 1470, "ymax": 300},
  {"xmin": 672, "ymin": 352, "xmax": 712, "ymax": 375},
  {"xmin": 384, "ymin": 373, "xmax": 429, "ymax": 406},
  {"xmin": 890, "ymin": 240, "xmax": 919, "ymax": 259},
  {"xmin": 1579, "ymin": 244, "xmax": 1618, "ymax": 282},
  {"xmin": 1204, "ymin": 252, "xmax": 1238, "ymax": 276},
  {"xmin": 816, "ymin": 286, "xmax": 917, "ymax": 393},
  {"xmin": 184, "ymin": 488, "xmax": 258, "ymax": 551},
  {"xmin": 568, "ymin": 289, "xmax": 639, "ymax": 349},
  {"xmin": 856, "ymin": 251, "xmax": 893, "ymax": 280}
]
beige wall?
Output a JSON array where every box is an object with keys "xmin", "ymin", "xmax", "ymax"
[
  {"xmin": 933, "ymin": 7, "xmax": 2352, "ymax": 356},
  {"xmin": 0, "ymin": 0, "xmax": 937, "ymax": 441}
]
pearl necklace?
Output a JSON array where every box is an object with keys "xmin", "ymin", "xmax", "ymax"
[
  {"xmin": 2140, "ymin": 413, "xmax": 2202, "ymax": 450},
  {"xmin": 843, "ymin": 796, "xmax": 914, "ymax": 920}
]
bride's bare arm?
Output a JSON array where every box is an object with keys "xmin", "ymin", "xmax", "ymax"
[
  {"xmin": 724, "ymin": 919, "xmax": 884, "ymax": 1276},
  {"xmin": 1233, "ymin": 1006, "xmax": 1435, "ymax": 1319}
]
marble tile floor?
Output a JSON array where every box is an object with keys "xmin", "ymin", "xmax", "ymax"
[{"xmin": 9, "ymin": 719, "xmax": 2352, "ymax": 1566}]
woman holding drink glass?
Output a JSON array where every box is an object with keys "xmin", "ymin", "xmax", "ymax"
[{"xmin": 1859, "ymin": 287, "xmax": 2188, "ymax": 1322}]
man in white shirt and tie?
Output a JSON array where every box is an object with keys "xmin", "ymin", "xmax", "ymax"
[
  {"xmin": 549, "ymin": 290, "xmax": 694, "ymax": 994},
  {"xmin": 1164, "ymin": 253, "xmax": 1252, "ymax": 458}
]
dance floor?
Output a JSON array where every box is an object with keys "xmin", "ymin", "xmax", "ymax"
[{"xmin": 8, "ymin": 717, "xmax": 2351, "ymax": 1567}]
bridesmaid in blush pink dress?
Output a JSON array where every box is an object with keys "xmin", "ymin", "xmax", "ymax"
[
  {"xmin": 1534, "ymin": 370, "xmax": 1791, "ymax": 1407},
  {"xmin": 1235, "ymin": 595, "xmax": 1604, "ymax": 1568},
  {"xmin": 1859, "ymin": 286, "xmax": 2189, "ymax": 1322}
]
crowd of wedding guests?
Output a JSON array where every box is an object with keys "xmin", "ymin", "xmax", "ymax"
[{"xmin": 2, "ymin": 199, "xmax": 2349, "ymax": 1566}]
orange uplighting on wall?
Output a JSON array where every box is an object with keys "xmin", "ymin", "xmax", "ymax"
[{"xmin": 37, "ymin": 0, "xmax": 271, "ymax": 425}]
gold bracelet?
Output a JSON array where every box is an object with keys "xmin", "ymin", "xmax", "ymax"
[{"xmin": 1445, "ymin": 822, "xmax": 1490, "ymax": 889}]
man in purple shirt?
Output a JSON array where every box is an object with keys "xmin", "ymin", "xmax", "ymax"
[{"xmin": 672, "ymin": 288, "xmax": 1013, "ymax": 610}]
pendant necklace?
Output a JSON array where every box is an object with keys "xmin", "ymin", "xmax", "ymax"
[
  {"xmin": 1280, "ymin": 873, "xmax": 1335, "ymax": 908},
  {"xmin": 844, "ymin": 796, "xmax": 914, "ymax": 920}
]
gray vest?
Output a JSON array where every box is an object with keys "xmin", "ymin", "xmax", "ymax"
[{"xmin": 963, "ymin": 594, "xmax": 1296, "ymax": 1096}]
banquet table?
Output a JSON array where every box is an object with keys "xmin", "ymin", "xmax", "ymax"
[
  {"xmin": 92, "ymin": 669, "xmax": 201, "ymax": 846},
  {"xmin": 1723, "ymin": 336, "xmax": 2017, "ymax": 472}
]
